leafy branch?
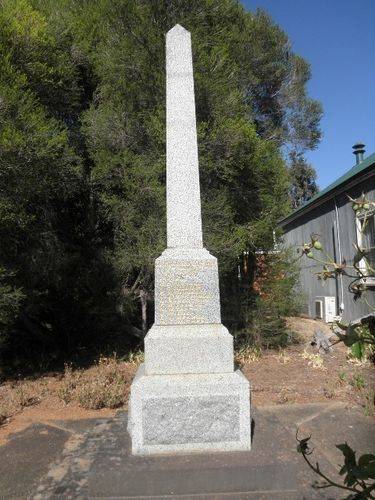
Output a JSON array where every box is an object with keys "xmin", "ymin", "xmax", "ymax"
[
  {"xmin": 298, "ymin": 194, "xmax": 375, "ymax": 304},
  {"xmin": 296, "ymin": 431, "xmax": 375, "ymax": 499},
  {"xmin": 296, "ymin": 194, "xmax": 374, "ymax": 497},
  {"xmin": 297, "ymin": 195, "xmax": 375, "ymax": 359}
]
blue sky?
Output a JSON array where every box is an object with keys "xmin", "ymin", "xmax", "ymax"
[{"xmin": 242, "ymin": 0, "xmax": 375, "ymax": 189}]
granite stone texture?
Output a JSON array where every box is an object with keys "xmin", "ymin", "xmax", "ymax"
[
  {"xmin": 166, "ymin": 25, "xmax": 202, "ymax": 249},
  {"xmin": 144, "ymin": 324, "xmax": 234, "ymax": 375},
  {"xmin": 127, "ymin": 24, "xmax": 251, "ymax": 455},
  {"xmin": 143, "ymin": 396, "xmax": 240, "ymax": 444},
  {"xmin": 127, "ymin": 365, "xmax": 251, "ymax": 455},
  {"xmin": 154, "ymin": 248, "xmax": 221, "ymax": 325}
]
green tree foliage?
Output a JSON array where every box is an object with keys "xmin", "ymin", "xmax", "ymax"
[
  {"xmin": 0, "ymin": 0, "xmax": 123, "ymax": 370},
  {"xmin": 234, "ymin": 249, "xmax": 302, "ymax": 349},
  {"xmin": 0, "ymin": 0, "xmax": 321, "ymax": 371},
  {"xmin": 288, "ymin": 151, "xmax": 319, "ymax": 209}
]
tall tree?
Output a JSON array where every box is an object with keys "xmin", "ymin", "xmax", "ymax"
[
  {"xmin": 0, "ymin": 0, "xmax": 122, "ymax": 368},
  {"xmin": 0, "ymin": 0, "xmax": 322, "ymax": 369},
  {"xmin": 288, "ymin": 151, "xmax": 319, "ymax": 209}
]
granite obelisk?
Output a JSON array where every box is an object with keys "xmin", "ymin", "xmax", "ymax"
[{"xmin": 127, "ymin": 24, "xmax": 251, "ymax": 455}]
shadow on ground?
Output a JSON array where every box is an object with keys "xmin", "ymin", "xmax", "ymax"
[{"xmin": 1, "ymin": 402, "xmax": 373, "ymax": 499}]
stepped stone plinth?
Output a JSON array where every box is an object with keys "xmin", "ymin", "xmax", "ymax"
[{"xmin": 127, "ymin": 24, "xmax": 251, "ymax": 455}]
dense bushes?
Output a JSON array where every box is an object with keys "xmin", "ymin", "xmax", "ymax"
[{"xmin": 0, "ymin": 0, "xmax": 320, "ymax": 373}]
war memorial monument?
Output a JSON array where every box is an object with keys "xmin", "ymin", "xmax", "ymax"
[{"xmin": 127, "ymin": 24, "xmax": 251, "ymax": 455}]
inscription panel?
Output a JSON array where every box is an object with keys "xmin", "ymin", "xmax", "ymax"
[
  {"xmin": 155, "ymin": 258, "xmax": 221, "ymax": 325},
  {"xmin": 143, "ymin": 395, "xmax": 240, "ymax": 445}
]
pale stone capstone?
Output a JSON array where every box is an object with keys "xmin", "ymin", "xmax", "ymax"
[{"xmin": 127, "ymin": 24, "xmax": 251, "ymax": 455}]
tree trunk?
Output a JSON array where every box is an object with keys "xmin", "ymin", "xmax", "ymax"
[{"xmin": 140, "ymin": 289, "xmax": 147, "ymax": 335}]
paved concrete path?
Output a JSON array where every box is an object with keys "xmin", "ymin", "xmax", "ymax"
[{"xmin": 0, "ymin": 402, "xmax": 373, "ymax": 499}]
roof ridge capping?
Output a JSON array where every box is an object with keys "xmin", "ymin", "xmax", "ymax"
[{"xmin": 279, "ymin": 151, "xmax": 375, "ymax": 226}]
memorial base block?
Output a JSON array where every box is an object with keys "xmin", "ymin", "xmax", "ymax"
[
  {"xmin": 127, "ymin": 364, "xmax": 251, "ymax": 455},
  {"xmin": 144, "ymin": 323, "xmax": 234, "ymax": 375}
]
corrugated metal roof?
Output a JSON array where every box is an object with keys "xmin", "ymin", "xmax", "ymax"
[{"xmin": 280, "ymin": 152, "xmax": 375, "ymax": 226}]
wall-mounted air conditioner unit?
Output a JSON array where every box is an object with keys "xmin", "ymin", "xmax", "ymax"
[{"xmin": 315, "ymin": 296, "xmax": 336, "ymax": 323}]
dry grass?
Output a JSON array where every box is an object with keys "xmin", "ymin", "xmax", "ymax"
[
  {"xmin": 0, "ymin": 379, "xmax": 48, "ymax": 425},
  {"xmin": 1, "ymin": 317, "xmax": 374, "ymax": 436},
  {"xmin": 234, "ymin": 345, "xmax": 262, "ymax": 365},
  {"xmin": 301, "ymin": 349, "xmax": 326, "ymax": 370},
  {"xmin": 122, "ymin": 350, "xmax": 145, "ymax": 365},
  {"xmin": 276, "ymin": 351, "xmax": 291, "ymax": 364},
  {"xmin": 0, "ymin": 352, "xmax": 143, "ymax": 426},
  {"xmin": 277, "ymin": 386, "xmax": 296, "ymax": 405},
  {"xmin": 58, "ymin": 356, "xmax": 132, "ymax": 410}
]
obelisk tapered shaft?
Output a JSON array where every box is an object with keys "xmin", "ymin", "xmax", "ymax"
[
  {"xmin": 127, "ymin": 25, "xmax": 251, "ymax": 456},
  {"xmin": 166, "ymin": 24, "xmax": 203, "ymax": 248}
]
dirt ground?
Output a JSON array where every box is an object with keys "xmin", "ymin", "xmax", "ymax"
[
  {"xmin": 0, "ymin": 317, "xmax": 373, "ymax": 446},
  {"xmin": 244, "ymin": 317, "xmax": 374, "ymax": 408}
]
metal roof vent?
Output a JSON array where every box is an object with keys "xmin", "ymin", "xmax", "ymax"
[{"xmin": 353, "ymin": 142, "xmax": 365, "ymax": 165}]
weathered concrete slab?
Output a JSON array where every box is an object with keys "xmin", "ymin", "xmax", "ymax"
[
  {"xmin": 0, "ymin": 403, "xmax": 371, "ymax": 499},
  {"xmin": 0, "ymin": 423, "xmax": 69, "ymax": 498},
  {"xmin": 298, "ymin": 403, "xmax": 375, "ymax": 467},
  {"xmin": 91, "ymin": 410, "xmax": 303, "ymax": 497},
  {"xmin": 34, "ymin": 405, "xmax": 355, "ymax": 498}
]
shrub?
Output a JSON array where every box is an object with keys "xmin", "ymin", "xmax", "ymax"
[
  {"xmin": 57, "ymin": 365, "xmax": 81, "ymax": 404},
  {"xmin": 57, "ymin": 356, "xmax": 128, "ymax": 410},
  {"xmin": 0, "ymin": 379, "xmax": 45, "ymax": 425},
  {"xmin": 234, "ymin": 249, "xmax": 302, "ymax": 349}
]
